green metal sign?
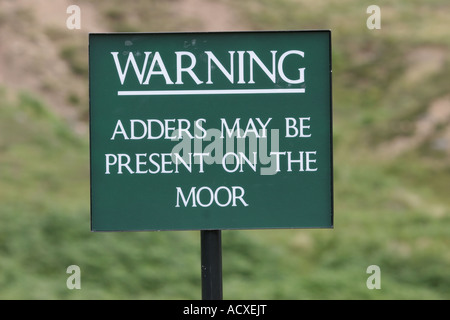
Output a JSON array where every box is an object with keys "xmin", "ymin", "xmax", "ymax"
[{"xmin": 89, "ymin": 31, "xmax": 333, "ymax": 231}]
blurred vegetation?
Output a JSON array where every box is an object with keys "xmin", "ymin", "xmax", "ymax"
[{"xmin": 0, "ymin": 0, "xmax": 449, "ymax": 299}]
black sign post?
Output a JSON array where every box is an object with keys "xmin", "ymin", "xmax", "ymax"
[{"xmin": 201, "ymin": 230, "xmax": 223, "ymax": 300}]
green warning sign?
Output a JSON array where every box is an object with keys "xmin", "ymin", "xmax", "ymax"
[{"xmin": 89, "ymin": 30, "xmax": 333, "ymax": 231}]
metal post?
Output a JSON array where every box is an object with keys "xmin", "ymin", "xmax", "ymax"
[{"xmin": 201, "ymin": 230, "xmax": 223, "ymax": 300}]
